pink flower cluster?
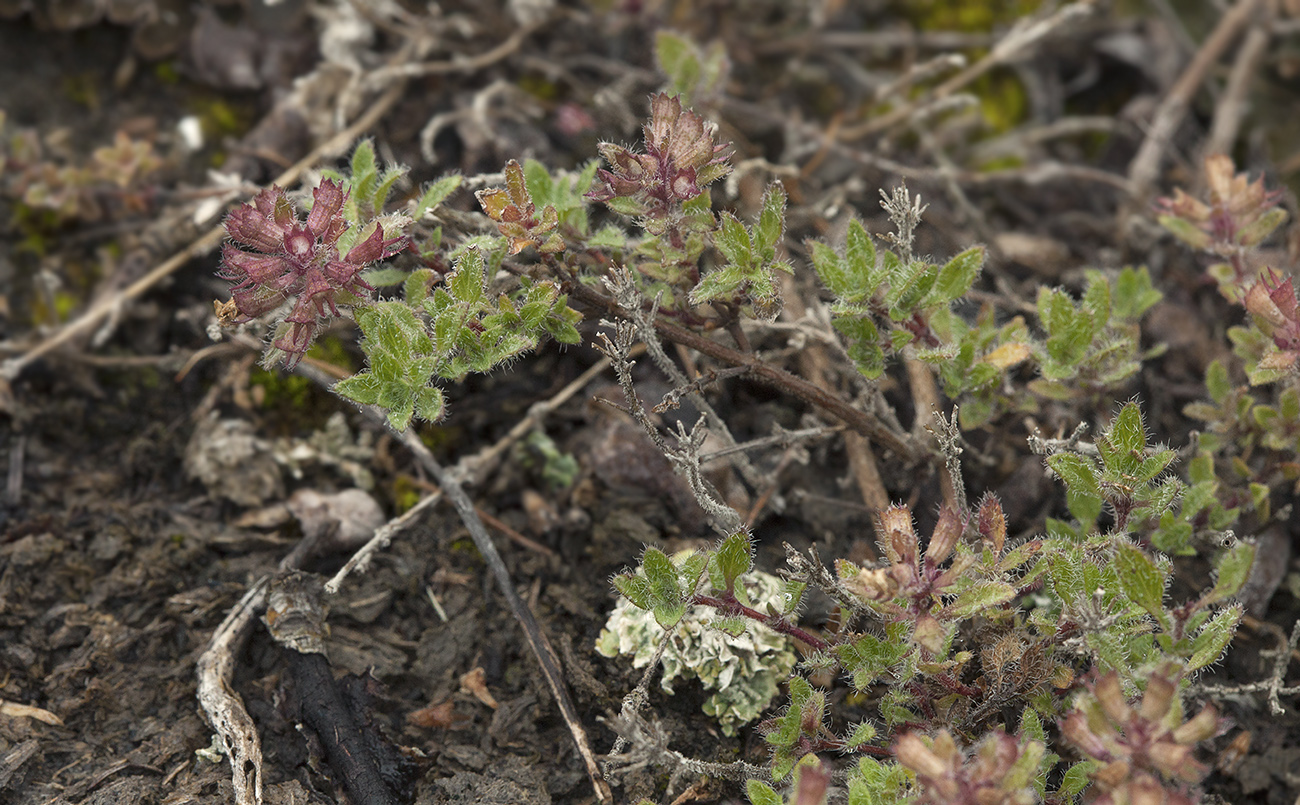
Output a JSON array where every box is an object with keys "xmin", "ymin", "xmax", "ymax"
[
  {"xmin": 218, "ymin": 179, "xmax": 406, "ymax": 367},
  {"xmin": 587, "ymin": 93, "xmax": 732, "ymax": 214},
  {"xmin": 893, "ymin": 729, "xmax": 1040, "ymax": 805},
  {"xmin": 1154, "ymin": 154, "xmax": 1283, "ymax": 254},
  {"xmin": 1061, "ymin": 665, "xmax": 1221, "ymax": 805},
  {"xmin": 1244, "ymin": 268, "xmax": 1300, "ymax": 366}
]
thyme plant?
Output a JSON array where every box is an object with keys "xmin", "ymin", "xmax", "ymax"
[{"xmin": 211, "ymin": 81, "xmax": 1274, "ymax": 803}]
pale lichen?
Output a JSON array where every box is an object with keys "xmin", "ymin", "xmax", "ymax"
[{"xmin": 596, "ymin": 565, "xmax": 797, "ymax": 736}]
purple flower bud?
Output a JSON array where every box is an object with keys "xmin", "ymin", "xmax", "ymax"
[{"xmin": 217, "ymin": 179, "xmax": 401, "ymax": 368}]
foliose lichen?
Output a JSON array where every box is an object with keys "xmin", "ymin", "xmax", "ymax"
[{"xmin": 596, "ymin": 561, "xmax": 797, "ymax": 736}]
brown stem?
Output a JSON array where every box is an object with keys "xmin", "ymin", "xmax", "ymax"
[{"xmin": 560, "ymin": 277, "xmax": 917, "ymax": 460}]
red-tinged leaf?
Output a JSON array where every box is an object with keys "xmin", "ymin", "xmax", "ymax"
[
  {"xmin": 220, "ymin": 245, "xmax": 291, "ymax": 285},
  {"xmin": 504, "ymin": 159, "xmax": 530, "ymax": 208},
  {"xmin": 345, "ymin": 222, "xmax": 385, "ymax": 264},
  {"xmin": 307, "ymin": 179, "xmax": 347, "ymax": 239},
  {"xmin": 476, "ymin": 187, "xmax": 510, "ymax": 220}
]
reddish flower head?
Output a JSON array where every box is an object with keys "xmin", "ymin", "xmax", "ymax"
[
  {"xmin": 587, "ymin": 93, "xmax": 732, "ymax": 215},
  {"xmin": 1154, "ymin": 154, "xmax": 1284, "ymax": 253},
  {"xmin": 1060, "ymin": 664, "xmax": 1223, "ymax": 805},
  {"xmin": 218, "ymin": 179, "xmax": 407, "ymax": 367}
]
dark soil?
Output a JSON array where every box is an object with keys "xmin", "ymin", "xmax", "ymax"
[{"xmin": 0, "ymin": 3, "xmax": 1298, "ymax": 805}]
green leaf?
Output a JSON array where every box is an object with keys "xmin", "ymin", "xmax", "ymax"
[
  {"xmin": 1113, "ymin": 266, "xmax": 1163, "ymax": 322},
  {"xmin": 931, "ymin": 245, "xmax": 984, "ymax": 304},
  {"xmin": 888, "ymin": 329, "xmax": 914, "ymax": 351},
  {"xmin": 1102, "ymin": 403, "xmax": 1144, "ymax": 473},
  {"xmin": 1114, "ymin": 543, "xmax": 1166, "ymax": 621},
  {"xmin": 613, "ymin": 573, "xmax": 653, "ymax": 610},
  {"xmin": 372, "ymin": 165, "xmax": 407, "ymax": 215},
  {"xmin": 1187, "ymin": 453, "xmax": 1216, "ymax": 485},
  {"xmin": 360, "ymin": 267, "xmax": 408, "ymax": 287},
  {"xmin": 1134, "ymin": 449, "xmax": 1176, "ymax": 484},
  {"xmin": 1020, "ymin": 707, "xmax": 1046, "ymax": 744},
  {"xmin": 588, "ymin": 225, "xmax": 627, "ymax": 249},
  {"xmin": 781, "ymin": 580, "xmax": 807, "ymax": 616},
  {"xmin": 939, "ymin": 580, "xmax": 1015, "ymax": 620},
  {"xmin": 448, "ymin": 248, "xmax": 486, "ymax": 306},
  {"xmin": 414, "ymin": 174, "xmax": 463, "ymax": 219},
  {"xmin": 746, "ymin": 780, "xmax": 783, "ymax": 805},
  {"xmin": 606, "ymin": 196, "xmax": 647, "ymax": 217},
  {"xmin": 1253, "ymin": 405, "xmax": 1279, "ymax": 429},
  {"xmin": 1187, "ymin": 604, "xmax": 1242, "ymax": 671},
  {"xmin": 1249, "ymin": 482, "xmax": 1270, "ymax": 514},
  {"xmin": 834, "ymin": 317, "xmax": 885, "ymax": 378},
  {"xmin": 349, "ymin": 140, "xmax": 378, "ymax": 208},
  {"xmin": 333, "ymin": 373, "xmax": 382, "ymax": 406},
  {"xmin": 402, "ymin": 268, "xmax": 436, "ymax": 308},
  {"xmin": 414, "ymin": 386, "xmax": 445, "ymax": 423},
  {"xmin": 843, "ymin": 720, "xmax": 877, "ymax": 748},
  {"xmin": 811, "ymin": 241, "xmax": 853, "ymax": 299},
  {"xmin": 712, "ymin": 616, "xmax": 747, "ymax": 637},
  {"xmin": 504, "ymin": 158, "xmax": 529, "ymax": 207},
  {"xmin": 1037, "ymin": 286, "xmax": 1074, "ymax": 333},
  {"xmin": 1238, "ymin": 207, "xmax": 1288, "ymax": 248},
  {"xmin": 677, "ymin": 549, "xmax": 708, "ymax": 589},
  {"xmin": 712, "ymin": 532, "xmax": 753, "ymax": 595},
  {"xmin": 385, "ymin": 394, "xmax": 415, "ymax": 432},
  {"xmin": 642, "ymin": 547, "xmax": 681, "ymax": 604},
  {"xmin": 715, "ymin": 211, "xmax": 753, "ymax": 268},
  {"xmin": 844, "ymin": 220, "xmax": 878, "ymax": 293},
  {"xmin": 1205, "ymin": 541, "xmax": 1256, "ymax": 605},
  {"xmin": 690, "ymin": 265, "xmax": 745, "ymax": 305},
  {"xmin": 1080, "ymin": 272, "xmax": 1111, "ymax": 325},
  {"xmin": 1058, "ymin": 761, "xmax": 1098, "ymax": 799},
  {"xmin": 652, "ymin": 600, "xmax": 686, "ymax": 629},
  {"xmin": 886, "ymin": 260, "xmax": 934, "ymax": 320},
  {"xmin": 847, "ymin": 757, "xmax": 909, "ymax": 805},
  {"xmin": 1046, "ymin": 453, "xmax": 1101, "ymax": 500},
  {"xmin": 755, "ymin": 183, "xmax": 786, "ymax": 254},
  {"xmin": 350, "ymin": 138, "xmax": 376, "ymax": 179},
  {"xmin": 1045, "ymin": 550, "xmax": 1087, "ymax": 602},
  {"xmin": 655, "ymin": 31, "xmax": 702, "ymax": 101},
  {"xmin": 834, "ymin": 633, "xmax": 910, "ymax": 690}
]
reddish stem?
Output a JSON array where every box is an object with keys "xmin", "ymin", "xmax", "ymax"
[{"xmin": 693, "ymin": 593, "xmax": 829, "ymax": 652}]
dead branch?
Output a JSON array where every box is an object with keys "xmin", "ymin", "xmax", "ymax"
[{"xmin": 1125, "ymin": 0, "xmax": 1265, "ymax": 202}]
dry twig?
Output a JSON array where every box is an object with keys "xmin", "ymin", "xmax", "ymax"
[
  {"xmin": 837, "ymin": 3, "xmax": 1094, "ymax": 141},
  {"xmin": 1126, "ymin": 0, "xmax": 1265, "ymax": 202}
]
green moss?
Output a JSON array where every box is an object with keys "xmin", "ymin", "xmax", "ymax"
[
  {"xmin": 448, "ymin": 536, "xmax": 482, "ymax": 558},
  {"xmin": 248, "ymin": 335, "xmax": 359, "ymax": 427},
  {"xmin": 517, "ymin": 74, "xmax": 560, "ymax": 102},
  {"xmin": 136, "ymin": 366, "xmax": 161, "ymax": 390},
  {"xmin": 251, "ymin": 368, "xmax": 315, "ymax": 410},
  {"xmin": 889, "ymin": 1, "xmax": 1038, "ymax": 135},
  {"xmin": 391, "ymin": 475, "xmax": 423, "ymax": 513},
  {"xmin": 417, "ymin": 422, "xmax": 460, "ymax": 452},
  {"xmin": 897, "ymin": 0, "xmax": 1042, "ymax": 31},
  {"xmin": 152, "ymin": 61, "xmax": 181, "ymax": 84},
  {"xmin": 61, "ymin": 73, "xmax": 101, "ymax": 111},
  {"xmin": 974, "ymin": 70, "xmax": 1029, "ymax": 135},
  {"xmin": 187, "ymin": 95, "xmax": 256, "ymax": 161},
  {"xmin": 308, "ymin": 334, "xmax": 359, "ymax": 374}
]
